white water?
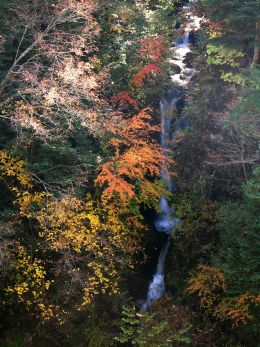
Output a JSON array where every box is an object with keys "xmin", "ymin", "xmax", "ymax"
[
  {"xmin": 155, "ymin": 97, "xmax": 180, "ymax": 233},
  {"xmin": 141, "ymin": 238, "xmax": 170, "ymax": 312},
  {"xmin": 141, "ymin": 1, "xmax": 203, "ymax": 312}
]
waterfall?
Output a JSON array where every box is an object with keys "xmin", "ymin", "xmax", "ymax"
[
  {"xmin": 154, "ymin": 97, "xmax": 180, "ymax": 234},
  {"xmin": 141, "ymin": 238, "xmax": 170, "ymax": 312},
  {"xmin": 141, "ymin": 1, "xmax": 203, "ymax": 312}
]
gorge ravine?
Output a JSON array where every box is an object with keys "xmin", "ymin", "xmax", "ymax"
[{"xmin": 141, "ymin": 0, "xmax": 203, "ymax": 312}]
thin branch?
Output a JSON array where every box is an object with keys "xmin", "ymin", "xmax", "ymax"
[
  {"xmin": 204, "ymin": 159, "xmax": 259, "ymax": 166},
  {"xmin": 15, "ymin": 24, "xmax": 29, "ymax": 61}
]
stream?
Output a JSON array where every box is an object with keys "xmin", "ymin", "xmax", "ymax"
[{"xmin": 141, "ymin": 0, "xmax": 203, "ymax": 312}]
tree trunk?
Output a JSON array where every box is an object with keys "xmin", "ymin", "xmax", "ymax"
[{"xmin": 250, "ymin": 19, "xmax": 260, "ymax": 68}]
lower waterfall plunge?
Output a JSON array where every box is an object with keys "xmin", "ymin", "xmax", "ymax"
[
  {"xmin": 141, "ymin": 237, "xmax": 170, "ymax": 312},
  {"xmin": 141, "ymin": 0, "xmax": 203, "ymax": 312}
]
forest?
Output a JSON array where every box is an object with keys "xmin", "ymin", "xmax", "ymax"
[{"xmin": 0, "ymin": 0, "xmax": 259, "ymax": 346}]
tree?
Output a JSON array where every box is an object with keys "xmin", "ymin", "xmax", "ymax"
[
  {"xmin": 132, "ymin": 37, "xmax": 167, "ymax": 87},
  {"xmin": 186, "ymin": 265, "xmax": 260, "ymax": 327},
  {"xmin": 202, "ymin": 0, "xmax": 260, "ymax": 67},
  {"xmin": 96, "ymin": 107, "xmax": 173, "ymax": 207},
  {"xmin": 115, "ymin": 300, "xmax": 191, "ymax": 347},
  {"xmin": 0, "ymin": 0, "xmax": 110, "ymax": 139},
  {"xmin": 217, "ymin": 167, "xmax": 260, "ymax": 296},
  {"xmin": 186, "ymin": 168, "xmax": 260, "ymax": 329},
  {"xmin": 0, "ymin": 150, "xmax": 143, "ymax": 320}
]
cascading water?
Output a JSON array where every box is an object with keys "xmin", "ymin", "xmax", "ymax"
[
  {"xmin": 154, "ymin": 97, "xmax": 180, "ymax": 234},
  {"xmin": 141, "ymin": 0, "xmax": 203, "ymax": 312},
  {"xmin": 141, "ymin": 238, "xmax": 170, "ymax": 312}
]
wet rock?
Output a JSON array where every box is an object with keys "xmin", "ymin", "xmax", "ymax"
[
  {"xmin": 183, "ymin": 52, "xmax": 195, "ymax": 68},
  {"xmin": 189, "ymin": 30, "xmax": 196, "ymax": 44},
  {"xmin": 173, "ymin": 22, "xmax": 181, "ymax": 29},
  {"xmin": 170, "ymin": 63, "xmax": 182, "ymax": 74}
]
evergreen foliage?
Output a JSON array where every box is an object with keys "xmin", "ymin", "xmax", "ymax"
[{"xmin": 217, "ymin": 167, "xmax": 260, "ymax": 296}]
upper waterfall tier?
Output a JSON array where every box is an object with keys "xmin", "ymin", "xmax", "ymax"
[{"xmin": 169, "ymin": 7, "xmax": 203, "ymax": 87}]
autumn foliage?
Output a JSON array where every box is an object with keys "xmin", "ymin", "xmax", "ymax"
[
  {"xmin": 132, "ymin": 63, "xmax": 162, "ymax": 87},
  {"xmin": 96, "ymin": 107, "xmax": 172, "ymax": 205},
  {"xmin": 0, "ymin": 0, "xmax": 109, "ymax": 138},
  {"xmin": 186, "ymin": 265, "xmax": 260, "ymax": 327},
  {"xmin": 0, "ymin": 150, "xmax": 142, "ymax": 319},
  {"xmin": 6, "ymin": 243, "xmax": 58, "ymax": 321},
  {"xmin": 132, "ymin": 38, "xmax": 167, "ymax": 87},
  {"xmin": 138, "ymin": 38, "xmax": 168, "ymax": 62},
  {"xmin": 111, "ymin": 91, "xmax": 139, "ymax": 111},
  {"xmin": 97, "ymin": 38, "xmax": 172, "ymax": 206},
  {"xmin": 0, "ymin": 150, "xmax": 32, "ymax": 190}
]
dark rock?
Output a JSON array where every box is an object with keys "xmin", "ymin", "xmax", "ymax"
[
  {"xmin": 183, "ymin": 52, "xmax": 194, "ymax": 68},
  {"xmin": 170, "ymin": 63, "xmax": 182, "ymax": 74},
  {"xmin": 189, "ymin": 30, "xmax": 196, "ymax": 45}
]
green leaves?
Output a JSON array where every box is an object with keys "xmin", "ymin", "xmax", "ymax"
[
  {"xmin": 115, "ymin": 304, "xmax": 191, "ymax": 346},
  {"xmin": 220, "ymin": 72, "xmax": 245, "ymax": 85},
  {"xmin": 217, "ymin": 169, "xmax": 260, "ymax": 296},
  {"xmin": 207, "ymin": 44, "xmax": 244, "ymax": 68},
  {"xmin": 243, "ymin": 166, "xmax": 260, "ymax": 201}
]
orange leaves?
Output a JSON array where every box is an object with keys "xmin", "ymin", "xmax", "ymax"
[
  {"xmin": 225, "ymin": 294, "xmax": 260, "ymax": 326},
  {"xmin": 117, "ymin": 110, "xmax": 159, "ymax": 143},
  {"xmin": 132, "ymin": 63, "xmax": 162, "ymax": 87},
  {"xmin": 96, "ymin": 108, "xmax": 173, "ymax": 205},
  {"xmin": 95, "ymin": 162, "xmax": 136, "ymax": 204},
  {"xmin": 96, "ymin": 146, "xmax": 167, "ymax": 204},
  {"xmin": 215, "ymin": 294, "xmax": 260, "ymax": 327},
  {"xmin": 186, "ymin": 265, "xmax": 260, "ymax": 327},
  {"xmin": 186, "ymin": 265, "xmax": 227, "ymax": 313},
  {"xmin": 106, "ymin": 39, "xmax": 165, "ymax": 203}
]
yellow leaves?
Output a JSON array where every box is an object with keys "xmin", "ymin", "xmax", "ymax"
[
  {"xmin": 83, "ymin": 262, "xmax": 119, "ymax": 306},
  {"xmin": 31, "ymin": 196, "xmax": 100, "ymax": 253},
  {"xmin": 0, "ymin": 150, "xmax": 32, "ymax": 190},
  {"xmin": 186, "ymin": 265, "xmax": 260, "ymax": 327},
  {"xmin": 13, "ymin": 190, "xmax": 142, "ymax": 309},
  {"xmin": 186, "ymin": 265, "xmax": 227, "ymax": 313},
  {"xmin": 6, "ymin": 281, "xmax": 29, "ymax": 298},
  {"xmin": 86, "ymin": 212, "xmax": 100, "ymax": 230},
  {"xmin": 6, "ymin": 244, "xmax": 56, "ymax": 321},
  {"xmin": 16, "ymin": 191, "xmax": 48, "ymax": 218},
  {"xmin": 1, "ymin": 151, "xmax": 143, "ymax": 313},
  {"xmin": 205, "ymin": 20, "xmax": 223, "ymax": 39}
]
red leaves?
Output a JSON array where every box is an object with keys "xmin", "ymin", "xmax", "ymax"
[
  {"xmin": 132, "ymin": 38, "xmax": 167, "ymax": 88},
  {"xmin": 111, "ymin": 91, "xmax": 139, "ymax": 111},
  {"xmin": 138, "ymin": 38, "xmax": 168, "ymax": 62},
  {"xmin": 97, "ymin": 38, "xmax": 170, "ymax": 204},
  {"xmin": 132, "ymin": 63, "xmax": 162, "ymax": 87}
]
